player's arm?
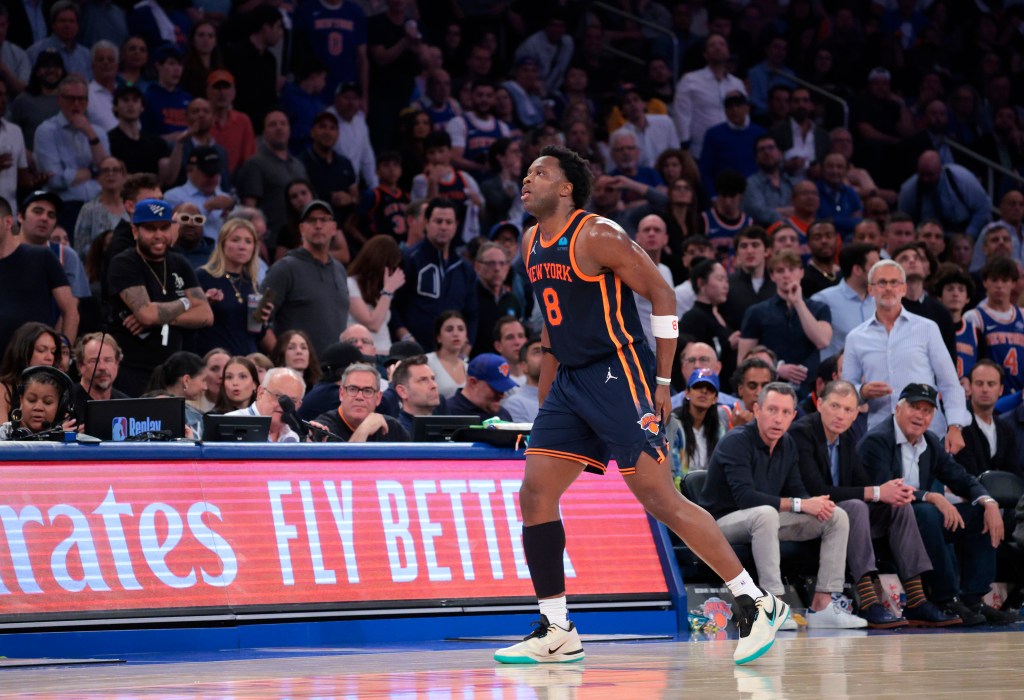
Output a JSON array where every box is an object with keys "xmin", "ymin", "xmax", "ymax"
[
  {"xmin": 577, "ymin": 219, "xmax": 676, "ymax": 419},
  {"xmin": 537, "ymin": 324, "xmax": 558, "ymax": 406}
]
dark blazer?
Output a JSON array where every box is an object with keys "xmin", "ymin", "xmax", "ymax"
[
  {"xmin": 957, "ymin": 412, "xmax": 1020, "ymax": 478},
  {"xmin": 857, "ymin": 418, "xmax": 988, "ymax": 504},
  {"xmin": 769, "ymin": 121, "xmax": 830, "ymax": 165},
  {"xmin": 997, "ymin": 403, "xmax": 1024, "ymax": 476},
  {"xmin": 788, "ymin": 413, "xmax": 871, "ymax": 502}
]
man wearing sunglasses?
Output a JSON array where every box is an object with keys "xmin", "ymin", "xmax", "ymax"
[
  {"xmin": 169, "ymin": 202, "xmax": 214, "ymax": 269},
  {"xmin": 310, "ymin": 362, "xmax": 410, "ymax": 442},
  {"xmin": 164, "ymin": 145, "xmax": 235, "ymax": 241}
]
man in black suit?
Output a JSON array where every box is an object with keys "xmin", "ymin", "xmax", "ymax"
[
  {"xmin": 789, "ymin": 380, "xmax": 957, "ymax": 628},
  {"xmin": 858, "ymin": 382, "xmax": 1017, "ymax": 625},
  {"xmin": 957, "ymin": 360, "xmax": 1019, "ymax": 478}
]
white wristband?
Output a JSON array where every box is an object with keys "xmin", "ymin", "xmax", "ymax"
[
  {"xmin": 650, "ymin": 314, "xmax": 679, "ymax": 339},
  {"xmin": 872, "ymin": 486, "xmax": 881, "ymax": 503},
  {"xmin": 655, "ymin": 376, "xmax": 672, "ymax": 386},
  {"xmin": 792, "ymin": 497, "xmax": 801, "ymax": 513}
]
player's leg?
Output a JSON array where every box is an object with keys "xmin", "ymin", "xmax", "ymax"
[
  {"xmin": 494, "ymin": 453, "xmax": 586, "ymax": 665},
  {"xmin": 623, "ymin": 452, "xmax": 789, "ymax": 665}
]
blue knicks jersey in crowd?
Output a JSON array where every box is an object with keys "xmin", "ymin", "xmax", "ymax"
[
  {"xmin": 975, "ymin": 304, "xmax": 1024, "ymax": 394},
  {"xmin": 954, "ymin": 319, "xmax": 981, "ymax": 382},
  {"xmin": 525, "ymin": 209, "xmax": 648, "ymax": 368}
]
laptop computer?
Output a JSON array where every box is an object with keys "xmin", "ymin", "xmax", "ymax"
[
  {"xmin": 85, "ymin": 397, "xmax": 186, "ymax": 441},
  {"xmin": 411, "ymin": 415, "xmax": 479, "ymax": 442},
  {"xmin": 202, "ymin": 414, "xmax": 271, "ymax": 442}
]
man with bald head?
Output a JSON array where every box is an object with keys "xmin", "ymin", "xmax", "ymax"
[
  {"xmin": 633, "ymin": 213, "xmax": 674, "ymax": 347},
  {"xmin": 969, "ymin": 189, "xmax": 1024, "ymax": 271},
  {"xmin": 898, "ymin": 150, "xmax": 991, "ymax": 238}
]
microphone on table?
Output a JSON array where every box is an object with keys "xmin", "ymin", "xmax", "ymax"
[{"xmin": 278, "ymin": 395, "xmax": 346, "ymax": 442}]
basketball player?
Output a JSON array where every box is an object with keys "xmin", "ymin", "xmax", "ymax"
[{"xmin": 494, "ymin": 146, "xmax": 788, "ymax": 666}]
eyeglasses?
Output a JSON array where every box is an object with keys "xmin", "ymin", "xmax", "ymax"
[
  {"xmin": 871, "ymin": 279, "xmax": 905, "ymax": 288},
  {"xmin": 175, "ymin": 213, "xmax": 207, "ymax": 226},
  {"xmin": 342, "ymin": 384, "xmax": 378, "ymax": 398},
  {"xmin": 265, "ymin": 387, "xmax": 303, "ymax": 408},
  {"xmin": 683, "ymin": 355, "xmax": 715, "ymax": 365}
]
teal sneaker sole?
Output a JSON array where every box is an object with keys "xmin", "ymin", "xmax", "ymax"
[
  {"xmin": 493, "ymin": 653, "xmax": 585, "ymax": 665},
  {"xmin": 734, "ymin": 605, "xmax": 790, "ymax": 666}
]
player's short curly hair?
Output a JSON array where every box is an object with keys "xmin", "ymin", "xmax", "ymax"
[{"xmin": 539, "ymin": 145, "xmax": 592, "ymax": 209}]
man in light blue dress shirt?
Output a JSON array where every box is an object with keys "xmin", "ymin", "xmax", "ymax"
[
  {"xmin": 842, "ymin": 260, "xmax": 969, "ymax": 453},
  {"xmin": 811, "ymin": 243, "xmax": 879, "ymax": 359}
]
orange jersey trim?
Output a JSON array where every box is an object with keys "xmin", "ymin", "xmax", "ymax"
[
  {"xmin": 525, "ymin": 447, "xmax": 607, "ymax": 473},
  {"xmin": 538, "ymin": 209, "xmax": 584, "ymax": 249},
  {"xmin": 568, "ymin": 214, "xmax": 602, "ymax": 282},
  {"xmin": 524, "ymin": 224, "xmax": 539, "ymax": 267}
]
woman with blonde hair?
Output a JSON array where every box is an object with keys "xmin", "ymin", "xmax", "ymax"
[
  {"xmin": 196, "ymin": 218, "xmax": 273, "ymax": 356},
  {"xmin": 347, "ymin": 236, "xmax": 405, "ymax": 355}
]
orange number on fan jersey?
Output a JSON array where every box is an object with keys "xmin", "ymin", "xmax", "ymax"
[
  {"xmin": 1004, "ymin": 347, "xmax": 1018, "ymax": 378},
  {"xmin": 542, "ymin": 288, "xmax": 563, "ymax": 326}
]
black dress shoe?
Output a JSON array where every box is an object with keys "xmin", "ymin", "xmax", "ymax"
[
  {"xmin": 969, "ymin": 600, "xmax": 1021, "ymax": 626},
  {"xmin": 941, "ymin": 598, "xmax": 986, "ymax": 626},
  {"xmin": 904, "ymin": 600, "xmax": 961, "ymax": 627}
]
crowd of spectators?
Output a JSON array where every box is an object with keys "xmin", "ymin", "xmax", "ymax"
[{"xmin": 1, "ymin": 0, "xmax": 1024, "ymax": 622}]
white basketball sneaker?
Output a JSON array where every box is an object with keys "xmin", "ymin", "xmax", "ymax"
[
  {"xmin": 733, "ymin": 589, "xmax": 790, "ymax": 665},
  {"xmin": 493, "ymin": 615, "xmax": 585, "ymax": 664}
]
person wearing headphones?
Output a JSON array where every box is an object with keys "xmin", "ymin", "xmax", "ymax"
[{"xmin": 0, "ymin": 366, "xmax": 74, "ymax": 440}]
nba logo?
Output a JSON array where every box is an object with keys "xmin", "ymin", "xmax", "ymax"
[{"xmin": 112, "ymin": 417, "xmax": 128, "ymax": 442}]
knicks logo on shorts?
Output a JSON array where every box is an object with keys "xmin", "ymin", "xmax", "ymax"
[{"xmin": 637, "ymin": 412, "xmax": 660, "ymax": 435}]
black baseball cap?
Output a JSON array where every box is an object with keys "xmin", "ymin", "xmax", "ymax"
[
  {"xmin": 113, "ymin": 84, "xmax": 143, "ymax": 102},
  {"xmin": 188, "ymin": 146, "xmax": 221, "ymax": 176},
  {"xmin": 898, "ymin": 383, "xmax": 938, "ymax": 407},
  {"xmin": 21, "ymin": 190, "xmax": 62, "ymax": 213},
  {"xmin": 300, "ymin": 200, "xmax": 333, "ymax": 221}
]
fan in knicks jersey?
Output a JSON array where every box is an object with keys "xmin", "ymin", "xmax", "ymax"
[
  {"xmin": 493, "ymin": 146, "xmax": 788, "ymax": 667},
  {"xmin": 963, "ymin": 256, "xmax": 1024, "ymax": 396}
]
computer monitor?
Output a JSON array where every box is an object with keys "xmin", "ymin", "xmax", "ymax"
[
  {"xmin": 85, "ymin": 397, "xmax": 186, "ymax": 441},
  {"xmin": 202, "ymin": 414, "xmax": 271, "ymax": 442},
  {"xmin": 412, "ymin": 415, "xmax": 479, "ymax": 442}
]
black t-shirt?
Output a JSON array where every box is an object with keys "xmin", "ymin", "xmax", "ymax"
[
  {"xmin": 368, "ymin": 14, "xmax": 417, "ymax": 93},
  {"xmin": 312, "ymin": 407, "xmax": 411, "ymax": 443},
  {"xmin": 106, "ymin": 248, "xmax": 200, "ymax": 371},
  {"xmin": 0, "ymin": 244, "xmax": 69, "ymax": 350},
  {"xmin": 108, "ymin": 126, "xmax": 170, "ymax": 176}
]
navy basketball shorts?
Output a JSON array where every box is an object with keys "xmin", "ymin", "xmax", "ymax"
[{"xmin": 526, "ymin": 342, "xmax": 667, "ymax": 475}]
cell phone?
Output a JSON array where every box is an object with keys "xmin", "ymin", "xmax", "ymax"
[{"xmin": 256, "ymin": 287, "xmax": 276, "ymax": 318}]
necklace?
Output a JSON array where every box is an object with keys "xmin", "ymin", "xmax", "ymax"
[
  {"xmin": 224, "ymin": 273, "xmax": 245, "ymax": 304},
  {"xmin": 144, "ymin": 258, "xmax": 168, "ymax": 295}
]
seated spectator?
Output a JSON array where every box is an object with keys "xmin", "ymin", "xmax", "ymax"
[
  {"xmin": 74, "ymin": 156, "xmax": 127, "ymax": 258},
  {"xmin": 425, "ymin": 310, "xmax": 468, "ymax": 400},
  {"xmin": 441, "ymin": 352, "xmax": 515, "ymax": 421},
  {"xmin": 146, "ymin": 350, "xmax": 207, "ymax": 435},
  {"xmin": 739, "ymin": 250, "xmax": 832, "ymax": 396},
  {"xmin": 0, "ymin": 322, "xmax": 61, "ymax": 423},
  {"xmin": 107, "ymin": 84, "xmax": 170, "ymax": 178},
  {"xmin": 0, "ymin": 366, "xmax": 74, "ymax": 441},
  {"xmin": 297, "ymin": 341, "xmax": 364, "ymax": 422},
  {"xmin": 165, "ymin": 97, "xmax": 231, "ymax": 190},
  {"xmin": 180, "ymin": 20, "xmax": 222, "ymax": 100},
  {"xmin": 721, "ymin": 226, "xmax": 774, "ymax": 331},
  {"xmin": 225, "ymin": 366, "xmax": 306, "ymax": 443},
  {"xmin": 744, "ymin": 134, "xmax": 799, "ymax": 230},
  {"xmin": 802, "ymin": 220, "xmax": 841, "ymax": 298},
  {"xmin": 858, "ymin": 383, "xmax": 1015, "ymax": 625},
  {"xmin": 142, "ymin": 44, "xmax": 191, "ymax": 139},
  {"xmin": 917, "ymin": 219, "xmax": 947, "ymax": 261},
  {"xmin": 699, "ymin": 381, "xmax": 865, "ymax": 629},
  {"xmin": 770, "ymin": 87, "xmax": 829, "ymax": 180},
  {"xmin": 608, "ymin": 130, "xmax": 666, "ymax": 209},
  {"xmin": 746, "ymin": 35, "xmax": 796, "ymax": 118},
  {"xmin": 212, "ymin": 355, "xmax": 258, "ymax": 414},
  {"xmin": 702, "ymin": 170, "xmax": 753, "ymax": 265},
  {"xmin": 679, "ymin": 258, "xmax": 736, "ymax": 389},
  {"xmin": 164, "ymin": 145, "xmax": 233, "ymax": 242},
  {"xmin": 9, "ymin": 49, "xmax": 64, "ymax": 149},
  {"xmin": 969, "ymin": 191, "xmax": 1024, "ymax": 272},
  {"xmin": 169, "ymin": 202, "xmax": 214, "ymax": 270},
  {"xmin": 778, "ymin": 181, "xmax": 819, "ymax": 260},
  {"xmin": 281, "ymin": 59, "xmax": 329, "ymax": 154},
  {"xmin": 898, "ymin": 151, "xmax": 991, "ymax": 239},
  {"xmin": 392, "ymin": 198, "xmax": 479, "ymax": 350},
  {"xmin": 811, "ymin": 243, "xmax": 880, "ymax": 360},
  {"xmin": 828, "ymin": 127, "xmax": 893, "ymax": 205},
  {"xmin": 194, "ymin": 348, "xmax": 228, "ymax": 413},
  {"xmin": 392, "ymin": 354, "xmax": 443, "ymax": 433},
  {"xmin": 27, "ymin": 1, "xmax": 91, "ymax": 81},
  {"xmin": 789, "ymin": 380, "xmax": 957, "ymax": 628},
  {"xmin": 957, "ymin": 361, "xmax": 1019, "ymax": 478},
  {"xmin": 415, "ymin": 68, "xmax": 462, "ymax": 131},
  {"xmin": 410, "ymin": 132, "xmax": 483, "ymax": 242},
  {"xmin": 271, "ymin": 329, "xmax": 321, "ymax": 392},
  {"xmin": 501, "ymin": 337, "xmax": 542, "ymax": 423},
  {"xmin": 667, "ymin": 368, "xmax": 729, "ymax": 480},
  {"xmin": 502, "ymin": 56, "xmax": 546, "ymax": 130},
  {"xmin": 247, "ymin": 352, "xmax": 273, "ymax": 384},
  {"xmin": 195, "ymin": 217, "xmax": 268, "ymax": 356},
  {"xmin": 816, "ymin": 154, "xmax": 862, "ymax": 240},
  {"xmin": 612, "ymin": 83, "xmax": 680, "ymax": 170},
  {"xmin": 70, "ymin": 332, "xmax": 128, "ymax": 426},
  {"xmin": 311, "ymin": 362, "xmax": 410, "ymax": 443},
  {"xmin": 699, "ymin": 91, "xmax": 765, "ymax": 196},
  {"xmin": 479, "ymin": 138, "xmax": 524, "ymax": 234}
]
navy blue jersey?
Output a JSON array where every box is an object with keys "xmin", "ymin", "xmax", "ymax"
[
  {"xmin": 974, "ymin": 304, "xmax": 1024, "ymax": 395},
  {"xmin": 525, "ymin": 210, "xmax": 648, "ymax": 369},
  {"xmin": 362, "ymin": 185, "xmax": 409, "ymax": 240},
  {"xmin": 954, "ymin": 319, "xmax": 982, "ymax": 382},
  {"xmin": 701, "ymin": 208, "xmax": 752, "ymax": 269},
  {"xmin": 462, "ymin": 113, "xmax": 507, "ymax": 167}
]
